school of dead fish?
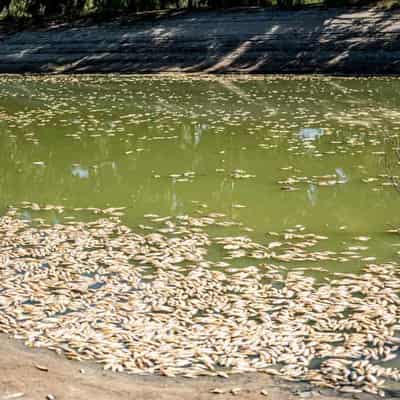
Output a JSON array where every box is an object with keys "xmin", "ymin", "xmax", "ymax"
[
  {"xmin": 1, "ymin": 76, "xmax": 400, "ymax": 398},
  {"xmin": 0, "ymin": 204, "xmax": 400, "ymax": 398}
]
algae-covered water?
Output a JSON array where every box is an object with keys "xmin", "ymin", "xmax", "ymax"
[
  {"xmin": 1, "ymin": 75, "xmax": 400, "ymax": 272},
  {"xmin": 3, "ymin": 75, "xmax": 400, "ymax": 392}
]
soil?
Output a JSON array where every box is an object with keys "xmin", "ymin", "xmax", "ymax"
[{"xmin": 0, "ymin": 7, "xmax": 399, "ymax": 74}]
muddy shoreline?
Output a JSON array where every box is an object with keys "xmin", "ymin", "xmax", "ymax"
[
  {"xmin": 0, "ymin": 7, "xmax": 399, "ymax": 74},
  {"xmin": 0, "ymin": 334, "xmax": 356, "ymax": 400}
]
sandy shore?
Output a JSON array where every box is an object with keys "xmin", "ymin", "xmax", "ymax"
[
  {"xmin": 0, "ymin": 7, "xmax": 399, "ymax": 74},
  {"xmin": 0, "ymin": 334, "xmax": 350, "ymax": 400}
]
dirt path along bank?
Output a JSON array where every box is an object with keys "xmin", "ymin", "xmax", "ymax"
[{"xmin": 0, "ymin": 8, "xmax": 399, "ymax": 74}]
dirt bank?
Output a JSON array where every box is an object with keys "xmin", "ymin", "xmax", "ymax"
[
  {"xmin": 0, "ymin": 334, "xmax": 350, "ymax": 400},
  {"xmin": 0, "ymin": 7, "xmax": 399, "ymax": 74}
]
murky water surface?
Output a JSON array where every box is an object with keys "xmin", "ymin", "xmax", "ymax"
[
  {"xmin": 3, "ymin": 76, "xmax": 400, "ymax": 392},
  {"xmin": 1, "ymin": 75, "xmax": 400, "ymax": 273}
]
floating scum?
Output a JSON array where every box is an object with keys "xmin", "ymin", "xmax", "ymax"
[{"xmin": 1, "ymin": 206, "xmax": 400, "ymax": 397}]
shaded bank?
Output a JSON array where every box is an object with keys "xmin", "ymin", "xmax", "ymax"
[{"xmin": 0, "ymin": 9, "xmax": 400, "ymax": 76}]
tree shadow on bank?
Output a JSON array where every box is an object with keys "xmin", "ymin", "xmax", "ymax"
[{"xmin": 0, "ymin": 6, "xmax": 399, "ymax": 74}]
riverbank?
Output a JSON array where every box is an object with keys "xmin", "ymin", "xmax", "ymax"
[
  {"xmin": 0, "ymin": 7, "xmax": 399, "ymax": 74},
  {"xmin": 0, "ymin": 334, "xmax": 349, "ymax": 400}
]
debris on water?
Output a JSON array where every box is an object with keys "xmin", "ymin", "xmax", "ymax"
[
  {"xmin": 232, "ymin": 204, "xmax": 246, "ymax": 209},
  {"xmin": 354, "ymin": 236, "xmax": 371, "ymax": 242},
  {"xmin": 231, "ymin": 169, "xmax": 256, "ymax": 179},
  {"xmin": 281, "ymin": 186, "xmax": 298, "ymax": 191}
]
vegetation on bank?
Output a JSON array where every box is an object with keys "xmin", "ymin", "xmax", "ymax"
[{"xmin": 0, "ymin": 0, "xmax": 397, "ymax": 23}]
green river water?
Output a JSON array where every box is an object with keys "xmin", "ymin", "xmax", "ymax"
[{"xmin": 1, "ymin": 75, "xmax": 400, "ymax": 274}]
